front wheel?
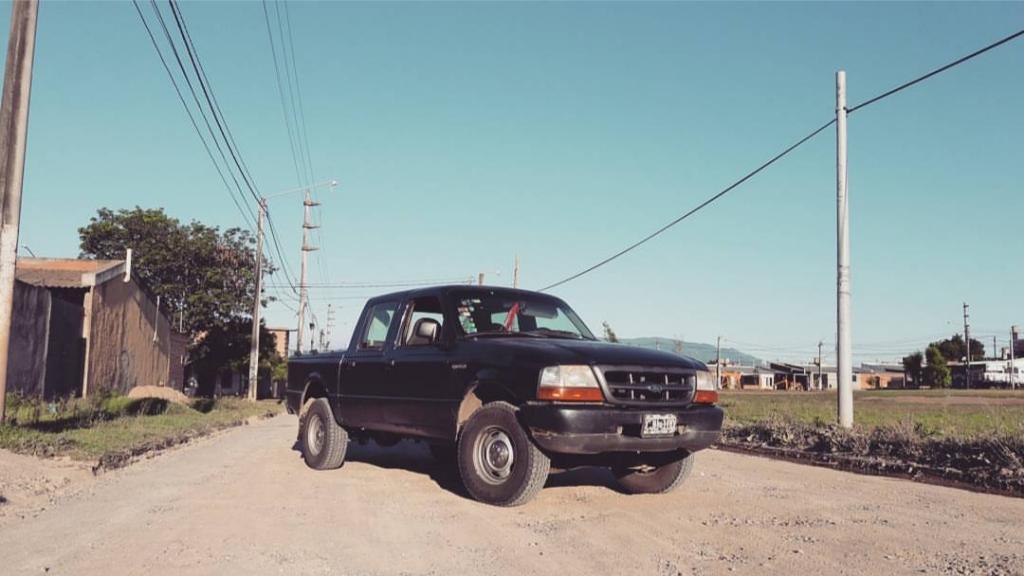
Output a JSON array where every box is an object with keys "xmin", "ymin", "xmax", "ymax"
[
  {"xmin": 613, "ymin": 452, "xmax": 694, "ymax": 495},
  {"xmin": 457, "ymin": 402, "xmax": 550, "ymax": 506},
  {"xmin": 300, "ymin": 398, "xmax": 348, "ymax": 470}
]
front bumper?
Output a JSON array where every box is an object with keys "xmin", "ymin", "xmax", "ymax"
[{"xmin": 520, "ymin": 402, "xmax": 724, "ymax": 455}]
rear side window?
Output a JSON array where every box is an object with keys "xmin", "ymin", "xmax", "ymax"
[{"xmin": 360, "ymin": 301, "xmax": 398, "ymax": 349}]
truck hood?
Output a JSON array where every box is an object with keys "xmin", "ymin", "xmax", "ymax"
[{"xmin": 483, "ymin": 338, "xmax": 707, "ymax": 370}]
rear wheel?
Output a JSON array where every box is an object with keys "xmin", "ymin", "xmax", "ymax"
[
  {"xmin": 457, "ymin": 402, "xmax": 549, "ymax": 506},
  {"xmin": 613, "ymin": 452, "xmax": 694, "ymax": 495},
  {"xmin": 300, "ymin": 398, "xmax": 348, "ymax": 470}
]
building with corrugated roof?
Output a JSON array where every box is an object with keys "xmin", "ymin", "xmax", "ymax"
[{"xmin": 6, "ymin": 258, "xmax": 183, "ymax": 399}]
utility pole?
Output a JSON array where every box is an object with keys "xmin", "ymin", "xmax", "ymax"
[
  {"xmin": 715, "ymin": 336, "xmax": 722, "ymax": 391},
  {"xmin": 513, "ymin": 255, "xmax": 520, "ymax": 288},
  {"xmin": 247, "ymin": 200, "xmax": 266, "ymax": 402},
  {"xmin": 296, "ymin": 190, "xmax": 320, "ymax": 354},
  {"xmin": 478, "ymin": 272, "xmax": 485, "ymax": 286},
  {"xmin": 325, "ymin": 304, "xmax": 335, "ymax": 349},
  {"xmin": 992, "ymin": 336, "xmax": 996, "ymax": 361},
  {"xmin": 818, "ymin": 340, "xmax": 824, "ymax": 391},
  {"xmin": 835, "ymin": 70, "xmax": 854, "ymax": 429},
  {"xmin": 0, "ymin": 0, "xmax": 39, "ymax": 425},
  {"xmin": 963, "ymin": 302, "xmax": 971, "ymax": 389},
  {"xmin": 1011, "ymin": 325, "xmax": 1018, "ymax": 390}
]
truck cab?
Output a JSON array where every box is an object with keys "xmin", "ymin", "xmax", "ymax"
[{"xmin": 287, "ymin": 285, "xmax": 723, "ymax": 506}]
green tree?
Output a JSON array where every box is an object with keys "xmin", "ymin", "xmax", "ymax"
[
  {"xmin": 932, "ymin": 334, "xmax": 985, "ymax": 363},
  {"xmin": 602, "ymin": 321, "xmax": 619, "ymax": 343},
  {"xmin": 79, "ymin": 207, "xmax": 275, "ymax": 336},
  {"xmin": 189, "ymin": 317, "xmax": 282, "ymax": 396},
  {"xmin": 902, "ymin": 351, "xmax": 923, "ymax": 388},
  {"xmin": 923, "ymin": 344, "xmax": 951, "ymax": 389}
]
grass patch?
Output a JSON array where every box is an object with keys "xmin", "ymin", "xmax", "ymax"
[
  {"xmin": 1, "ymin": 393, "xmax": 283, "ymax": 467},
  {"xmin": 719, "ymin": 390, "xmax": 1024, "ymax": 438}
]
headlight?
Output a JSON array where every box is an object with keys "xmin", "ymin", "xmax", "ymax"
[
  {"xmin": 693, "ymin": 370, "xmax": 718, "ymax": 404},
  {"xmin": 537, "ymin": 365, "xmax": 604, "ymax": 402},
  {"xmin": 694, "ymin": 371, "xmax": 715, "ymax": 391}
]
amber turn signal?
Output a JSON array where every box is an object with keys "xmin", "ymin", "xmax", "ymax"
[
  {"xmin": 693, "ymin": 389, "xmax": 718, "ymax": 405},
  {"xmin": 538, "ymin": 386, "xmax": 605, "ymax": 402}
]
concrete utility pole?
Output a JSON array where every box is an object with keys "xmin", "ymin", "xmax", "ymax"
[
  {"xmin": 325, "ymin": 304, "xmax": 335, "ymax": 349},
  {"xmin": 478, "ymin": 272, "xmax": 485, "ymax": 286},
  {"xmin": 247, "ymin": 200, "xmax": 266, "ymax": 402},
  {"xmin": 835, "ymin": 70, "xmax": 854, "ymax": 429},
  {"xmin": 513, "ymin": 255, "xmax": 520, "ymax": 289},
  {"xmin": 0, "ymin": 0, "xmax": 39, "ymax": 425},
  {"xmin": 297, "ymin": 190, "xmax": 320, "ymax": 354},
  {"xmin": 963, "ymin": 302, "xmax": 971, "ymax": 389},
  {"xmin": 715, "ymin": 336, "xmax": 722, "ymax": 390}
]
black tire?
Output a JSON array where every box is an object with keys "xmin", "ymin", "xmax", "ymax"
[
  {"xmin": 613, "ymin": 452, "xmax": 694, "ymax": 495},
  {"xmin": 300, "ymin": 398, "xmax": 348, "ymax": 470},
  {"xmin": 457, "ymin": 402, "xmax": 550, "ymax": 507}
]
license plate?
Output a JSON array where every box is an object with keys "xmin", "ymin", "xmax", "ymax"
[{"xmin": 642, "ymin": 414, "xmax": 678, "ymax": 437}]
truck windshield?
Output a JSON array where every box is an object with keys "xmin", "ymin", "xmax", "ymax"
[{"xmin": 453, "ymin": 292, "xmax": 596, "ymax": 340}]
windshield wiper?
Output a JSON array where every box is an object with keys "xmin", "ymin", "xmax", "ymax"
[
  {"xmin": 460, "ymin": 331, "xmax": 543, "ymax": 340},
  {"xmin": 520, "ymin": 328, "xmax": 585, "ymax": 340}
]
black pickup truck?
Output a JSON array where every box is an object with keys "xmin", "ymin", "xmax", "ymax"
[{"xmin": 287, "ymin": 285, "xmax": 723, "ymax": 506}]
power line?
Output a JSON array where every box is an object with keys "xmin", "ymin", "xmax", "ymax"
[
  {"xmin": 539, "ymin": 27, "xmax": 1024, "ymax": 293},
  {"xmin": 847, "ymin": 28, "xmax": 1024, "ymax": 113},
  {"xmin": 539, "ymin": 118, "xmax": 836, "ymax": 292},
  {"xmin": 261, "ymin": 0, "xmax": 304, "ymax": 186},
  {"xmin": 131, "ymin": 0, "xmax": 256, "ymax": 231},
  {"xmin": 265, "ymin": 278, "xmax": 474, "ymax": 289}
]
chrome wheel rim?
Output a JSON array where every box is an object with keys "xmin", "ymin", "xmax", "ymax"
[
  {"xmin": 474, "ymin": 427, "xmax": 515, "ymax": 485},
  {"xmin": 306, "ymin": 414, "xmax": 325, "ymax": 456}
]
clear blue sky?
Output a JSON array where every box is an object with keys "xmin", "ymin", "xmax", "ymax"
[{"xmin": 2, "ymin": 1, "xmax": 1021, "ymax": 362}]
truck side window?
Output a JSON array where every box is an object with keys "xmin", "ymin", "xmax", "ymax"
[
  {"xmin": 360, "ymin": 301, "xmax": 398, "ymax": 349},
  {"xmin": 402, "ymin": 297, "xmax": 444, "ymax": 346}
]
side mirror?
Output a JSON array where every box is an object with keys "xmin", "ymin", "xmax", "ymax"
[{"xmin": 414, "ymin": 318, "xmax": 440, "ymax": 343}]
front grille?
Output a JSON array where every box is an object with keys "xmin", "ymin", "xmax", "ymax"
[{"xmin": 598, "ymin": 367, "xmax": 694, "ymax": 405}]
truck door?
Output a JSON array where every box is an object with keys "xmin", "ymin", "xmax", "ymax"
[
  {"xmin": 387, "ymin": 295, "xmax": 458, "ymax": 438},
  {"xmin": 336, "ymin": 299, "xmax": 402, "ymax": 430}
]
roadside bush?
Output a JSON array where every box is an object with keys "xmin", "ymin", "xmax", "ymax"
[{"xmin": 722, "ymin": 419, "xmax": 1024, "ymax": 494}]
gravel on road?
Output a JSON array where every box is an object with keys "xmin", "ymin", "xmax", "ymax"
[{"xmin": 1, "ymin": 415, "xmax": 1021, "ymax": 576}]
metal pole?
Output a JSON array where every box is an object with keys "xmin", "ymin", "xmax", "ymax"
[
  {"xmin": 0, "ymin": 0, "xmax": 39, "ymax": 424},
  {"xmin": 247, "ymin": 201, "xmax": 265, "ymax": 402},
  {"xmin": 963, "ymin": 302, "xmax": 971, "ymax": 389},
  {"xmin": 836, "ymin": 70, "xmax": 854, "ymax": 428}
]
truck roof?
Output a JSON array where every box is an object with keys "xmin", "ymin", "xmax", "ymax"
[{"xmin": 366, "ymin": 285, "xmax": 565, "ymax": 305}]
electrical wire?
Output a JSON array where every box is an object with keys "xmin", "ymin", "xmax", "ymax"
[
  {"xmin": 539, "ymin": 27, "xmax": 1024, "ymax": 293},
  {"xmin": 132, "ymin": 0, "xmax": 256, "ymax": 232},
  {"xmin": 847, "ymin": 28, "xmax": 1024, "ymax": 113},
  {"xmin": 539, "ymin": 118, "xmax": 836, "ymax": 292}
]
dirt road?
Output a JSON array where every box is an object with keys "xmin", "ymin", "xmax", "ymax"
[{"xmin": 1, "ymin": 415, "xmax": 1021, "ymax": 576}]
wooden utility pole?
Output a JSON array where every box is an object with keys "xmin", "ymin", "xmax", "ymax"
[
  {"xmin": 0, "ymin": 0, "xmax": 39, "ymax": 424},
  {"xmin": 835, "ymin": 70, "xmax": 854, "ymax": 428},
  {"xmin": 477, "ymin": 272, "xmax": 485, "ymax": 286},
  {"xmin": 1011, "ymin": 326, "xmax": 1018, "ymax": 390},
  {"xmin": 247, "ymin": 200, "xmax": 266, "ymax": 402},
  {"xmin": 513, "ymin": 255, "xmax": 520, "ymax": 288}
]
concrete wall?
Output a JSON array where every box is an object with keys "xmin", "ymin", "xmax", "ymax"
[
  {"xmin": 87, "ymin": 278, "xmax": 172, "ymax": 395},
  {"xmin": 6, "ymin": 281, "xmax": 49, "ymax": 397}
]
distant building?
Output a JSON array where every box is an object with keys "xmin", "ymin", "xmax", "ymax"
[
  {"xmin": 6, "ymin": 258, "xmax": 181, "ymax": 399},
  {"xmin": 267, "ymin": 327, "xmax": 293, "ymax": 360}
]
